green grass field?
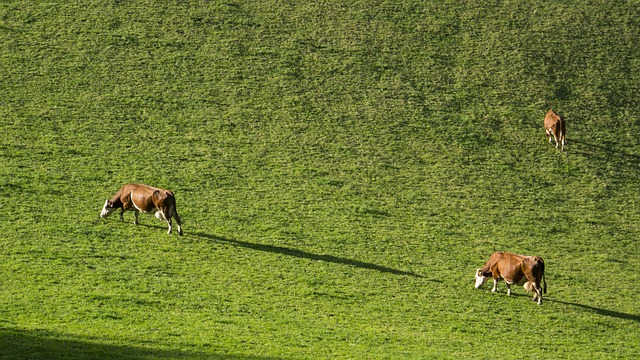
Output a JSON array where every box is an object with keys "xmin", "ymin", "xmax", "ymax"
[{"xmin": 1, "ymin": 1, "xmax": 639, "ymax": 359}]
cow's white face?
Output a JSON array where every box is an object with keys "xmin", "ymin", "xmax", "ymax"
[
  {"xmin": 474, "ymin": 269, "xmax": 488, "ymax": 289},
  {"xmin": 100, "ymin": 200, "xmax": 116, "ymax": 219}
]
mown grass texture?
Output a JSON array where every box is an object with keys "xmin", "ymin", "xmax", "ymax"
[{"xmin": 1, "ymin": 1, "xmax": 639, "ymax": 359}]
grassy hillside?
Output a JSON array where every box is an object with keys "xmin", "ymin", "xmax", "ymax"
[{"xmin": 1, "ymin": 1, "xmax": 639, "ymax": 359}]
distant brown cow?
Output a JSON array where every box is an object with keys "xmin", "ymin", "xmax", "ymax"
[
  {"xmin": 100, "ymin": 183, "xmax": 183, "ymax": 235},
  {"xmin": 544, "ymin": 109, "xmax": 566, "ymax": 151},
  {"xmin": 474, "ymin": 251, "xmax": 547, "ymax": 304}
]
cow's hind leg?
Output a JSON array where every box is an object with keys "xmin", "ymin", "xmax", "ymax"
[
  {"xmin": 173, "ymin": 207, "xmax": 183, "ymax": 236},
  {"xmin": 166, "ymin": 217, "xmax": 173, "ymax": 234},
  {"xmin": 535, "ymin": 285, "xmax": 543, "ymax": 305},
  {"xmin": 134, "ymin": 210, "xmax": 140, "ymax": 225},
  {"xmin": 154, "ymin": 210, "xmax": 174, "ymax": 235},
  {"xmin": 161, "ymin": 206, "xmax": 176, "ymax": 235}
]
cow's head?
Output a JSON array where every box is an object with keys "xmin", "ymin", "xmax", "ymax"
[
  {"xmin": 100, "ymin": 199, "xmax": 116, "ymax": 219},
  {"xmin": 474, "ymin": 269, "xmax": 490, "ymax": 289}
]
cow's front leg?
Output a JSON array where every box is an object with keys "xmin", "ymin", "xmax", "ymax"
[
  {"xmin": 134, "ymin": 210, "xmax": 139, "ymax": 225},
  {"xmin": 506, "ymin": 283, "xmax": 512, "ymax": 296},
  {"xmin": 119, "ymin": 209, "xmax": 125, "ymax": 222},
  {"xmin": 491, "ymin": 279, "xmax": 498, "ymax": 293}
]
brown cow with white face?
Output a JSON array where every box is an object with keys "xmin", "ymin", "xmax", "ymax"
[
  {"xmin": 544, "ymin": 109, "xmax": 566, "ymax": 151},
  {"xmin": 100, "ymin": 183, "xmax": 183, "ymax": 235},
  {"xmin": 474, "ymin": 252, "xmax": 547, "ymax": 304}
]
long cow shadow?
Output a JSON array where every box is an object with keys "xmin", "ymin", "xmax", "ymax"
[
  {"xmin": 192, "ymin": 231, "xmax": 424, "ymax": 278},
  {"xmin": 548, "ymin": 298, "xmax": 640, "ymax": 323},
  {"xmin": 507, "ymin": 292, "xmax": 639, "ymax": 323}
]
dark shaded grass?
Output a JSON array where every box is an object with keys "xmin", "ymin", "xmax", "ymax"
[{"xmin": 0, "ymin": 328, "xmax": 278, "ymax": 360}]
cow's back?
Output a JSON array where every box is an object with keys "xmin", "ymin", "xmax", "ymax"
[
  {"xmin": 128, "ymin": 183, "xmax": 163, "ymax": 194},
  {"xmin": 545, "ymin": 109, "xmax": 565, "ymax": 137},
  {"xmin": 544, "ymin": 109, "xmax": 560, "ymax": 126}
]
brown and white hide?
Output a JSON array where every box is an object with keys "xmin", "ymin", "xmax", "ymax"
[
  {"xmin": 474, "ymin": 251, "xmax": 547, "ymax": 304},
  {"xmin": 100, "ymin": 183, "xmax": 183, "ymax": 235},
  {"xmin": 544, "ymin": 109, "xmax": 566, "ymax": 151}
]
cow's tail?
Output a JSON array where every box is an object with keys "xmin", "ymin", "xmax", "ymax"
[
  {"xmin": 537, "ymin": 256, "xmax": 547, "ymax": 294},
  {"xmin": 170, "ymin": 202, "xmax": 182, "ymax": 225}
]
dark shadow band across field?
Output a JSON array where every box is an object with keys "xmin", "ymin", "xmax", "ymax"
[
  {"xmin": 0, "ymin": 327, "xmax": 279, "ymax": 360},
  {"xmin": 192, "ymin": 231, "xmax": 424, "ymax": 278}
]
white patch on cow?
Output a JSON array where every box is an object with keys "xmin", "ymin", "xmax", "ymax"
[
  {"xmin": 523, "ymin": 281, "xmax": 533, "ymax": 292},
  {"xmin": 100, "ymin": 200, "xmax": 116, "ymax": 218},
  {"xmin": 155, "ymin": 211, "xmax": 167, "ymax": 222},
  {"xmin": 130, "ymin": 191, "xmax": 144, "ymax": 213},
  {"xmin": 474, "ymin": 269, "xmax": 487, "ymax": 289}
]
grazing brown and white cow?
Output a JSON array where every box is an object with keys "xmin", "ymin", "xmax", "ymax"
[
  {"xmin": 100, "ymin": 183, "xmax": 183, "ymax": 235},
  {"xmin": 474, "ymin": 251, "xmax": 547, "ymax": 304},
  {"xmin": 544, "ymin": 109, "xmax": 566, "ymax": 151}
]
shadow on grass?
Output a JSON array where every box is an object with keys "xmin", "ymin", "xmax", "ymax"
[
  {"xmin": 570, "ymin": 138, "xmax": 640, "ymax": 176},
  {"xmin": 0, "ymin": 327, "xmax": 278, "ymax": 360},
  {"xmin": 192, "ymin": 231, "xmax": 425, "ymax": 278},
  {"xmin": 497, "ymin": 292, "xmax": 640, "ymax": 323},
  {"xmin": 547, "ymin": 299, "xmax": 640, "ymax": 323}
]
